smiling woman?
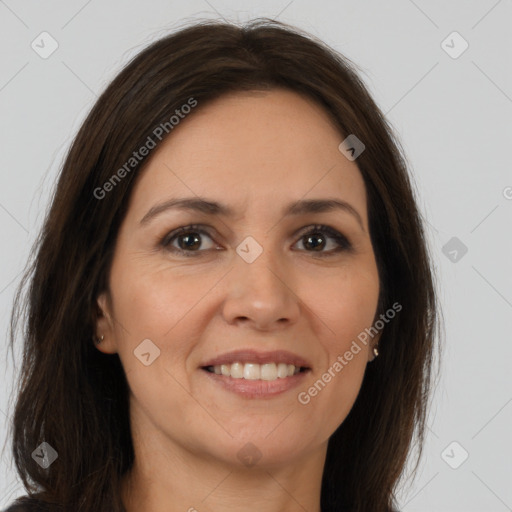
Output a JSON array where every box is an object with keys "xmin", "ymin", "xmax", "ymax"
[{"xmin": 5, "ymin": 17, "xmax": 441, "ymax": 512}]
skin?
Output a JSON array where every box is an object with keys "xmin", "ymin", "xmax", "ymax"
[{"xmin": 95, "ymin": 88, "xmax": 382, "ymax": 512}]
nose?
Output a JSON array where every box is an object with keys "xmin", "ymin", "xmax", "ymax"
[{"xmin": 221, "ymin": 245, "xmax": 301, "ymax": 331}]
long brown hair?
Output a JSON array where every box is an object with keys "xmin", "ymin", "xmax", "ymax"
[{"xmin": 5, "ymin": 18, "xmax": 442, "ymax": 512}]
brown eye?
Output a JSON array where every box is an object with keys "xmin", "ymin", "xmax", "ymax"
[
  {"xmin": 175, "ymin": 232, "xmax": 202, "ymax": 251},
  {"xmin": 160, "ymin": 223, "xmax": 352, "ymax": 258},
  {"xmin": 294, "ymin": 225, "xmax": 352, "ymax": 255},
  {"xmin": 161, "ymin": 225, "xmax": 216, "ymax": 257},
  {"xmin": 302, "ymin": 232, "xmax": 327, "ymax": 251}
]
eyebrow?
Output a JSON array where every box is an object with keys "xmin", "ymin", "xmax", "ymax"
[{"xmin": 140, "ymin": 197, "xmax": 365, "ymax": 231}]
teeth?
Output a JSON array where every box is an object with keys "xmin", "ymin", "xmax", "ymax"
[
  {"xmin": 230, "ymin": 362, "xmax": 244, "ymax": 379},
  {"xmin": 243, "ymin": 363, "xmax": 260, "ymax": 380},
  {"xmin": 261, "ymin": 363, "xmax": 277, "ymax": 380},
  {"xmin": 209, "ymin": 362, "xmax": 303, "ymax": 380},
  {"xmin": 277, "ymin": 363, "xmax": 289, "ymax": 379}
]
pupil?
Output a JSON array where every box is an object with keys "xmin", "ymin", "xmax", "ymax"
[
  {"xmin": 180, "ymin": 233, "xmax": 201, "ymax": 250},
  {"xmin": 306, "ymin": 233, "xmax": 324, "ymax": 251}
]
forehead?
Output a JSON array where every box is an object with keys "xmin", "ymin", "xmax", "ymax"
[{"xmin": 128, "ymin": 89, "xmax": 368, "ymax": 225}]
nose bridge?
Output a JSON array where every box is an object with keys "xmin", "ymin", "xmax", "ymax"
[
  {"xmin": 235, "ymin": 234, "xmax": 285, "ymax": 297},
  {"xmin": 222, "ymin": 233, "xmax": 299, "ymax": 328}
]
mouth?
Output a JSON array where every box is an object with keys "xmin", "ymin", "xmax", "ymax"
[
  {"xmin": 202, "ymin": 362, "xmax": 310, "ymax": 380},
  {"xmin": 199, "ymin": 349, "xmax": 312, "ymax": 398}
]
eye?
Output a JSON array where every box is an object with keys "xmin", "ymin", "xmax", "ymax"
[
  {"xmin": 292, "ymin": 224, "xmax": 353, "ymax": 256},
  {"xmin": 160, "ymin": 223, "xmax": 352, "ymax": 257},
  {"xmin": 161, "ymin": 224, "xmax": 217, "ymax": 257}
]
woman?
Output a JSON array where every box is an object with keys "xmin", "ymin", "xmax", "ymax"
[{"xmin": 4, "ymin": 18, "xmax": 441, "ymax": 512}]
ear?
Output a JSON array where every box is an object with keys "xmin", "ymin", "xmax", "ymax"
[
  {"xmin": 94, "ymin": 291, "xmax": 117, "ymax": 354},
  {"xmin": 367, "ymin": 331, "xmax": 382, "ymax": 362}
]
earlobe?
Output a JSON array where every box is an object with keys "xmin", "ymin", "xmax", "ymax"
[{"xmin": 368, "ymin": 332, "xmax": 382, "ymax": 362}]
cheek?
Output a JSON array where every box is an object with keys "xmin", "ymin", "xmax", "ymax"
[
  {"xmin": 106, "ymin": 253, "xmax": 200, "ymax": 380},
  {"xmin": 306, "ymin": 262, "xmax": 380, "ymax": 349},
  {"xmin": 295, "ymin": 263, "xmax": 378, "ymax": 425},
  {"xmin": 109, "ymin": 251, "xmax": 205, "ymax": 336}
]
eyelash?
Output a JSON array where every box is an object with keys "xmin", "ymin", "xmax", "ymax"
[{"xmin": 160, "ymin": 223, "xmax": 353, "ymax": 258}]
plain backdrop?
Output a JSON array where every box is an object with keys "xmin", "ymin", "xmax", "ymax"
[{"xmin": 1, "ymin": 1, "xmax": 511, "ymax": 510}]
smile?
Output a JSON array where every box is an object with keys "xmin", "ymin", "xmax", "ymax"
[
  {"xmin": 200, "ymin": 349, "xmax": 312, "ymax": 398},
  {"xmin": 203, "ymin": 362, "xmax": 308, "ymax": 381}
]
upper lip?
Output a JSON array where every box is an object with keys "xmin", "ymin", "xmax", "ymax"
[{"xmin": 201, "ymin": 349, "xmax": 312, "ymax": 369}]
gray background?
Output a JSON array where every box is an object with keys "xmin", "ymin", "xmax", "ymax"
[{"xmin": 1, "ymin": 1, "xmax": 511, "ymax": 510}]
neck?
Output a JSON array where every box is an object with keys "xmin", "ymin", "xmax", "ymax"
[{"xmin": 121, "ymin": 437, "xmax": 326, "ymax": 512}]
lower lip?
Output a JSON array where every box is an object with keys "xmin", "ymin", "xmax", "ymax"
[{"xmin": 200, "ymin": 368, "xmax": 310, "ymax": 398}]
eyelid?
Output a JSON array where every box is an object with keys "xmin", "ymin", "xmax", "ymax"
[
  {"xmin": 160, "ymin": 224, "xmax": 216, "ymax": 249},
  {"xmin": 160, "ymin": 223, "xmax": 353, "ymax": 256},
  {"xmin": 295, "ymin": 224, "xmax": 353, "ymax": 253}
]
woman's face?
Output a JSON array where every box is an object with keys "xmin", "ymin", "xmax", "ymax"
[{"xmin": 96, "ymin": 88, "xmax": 381, "ymax": 470}]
